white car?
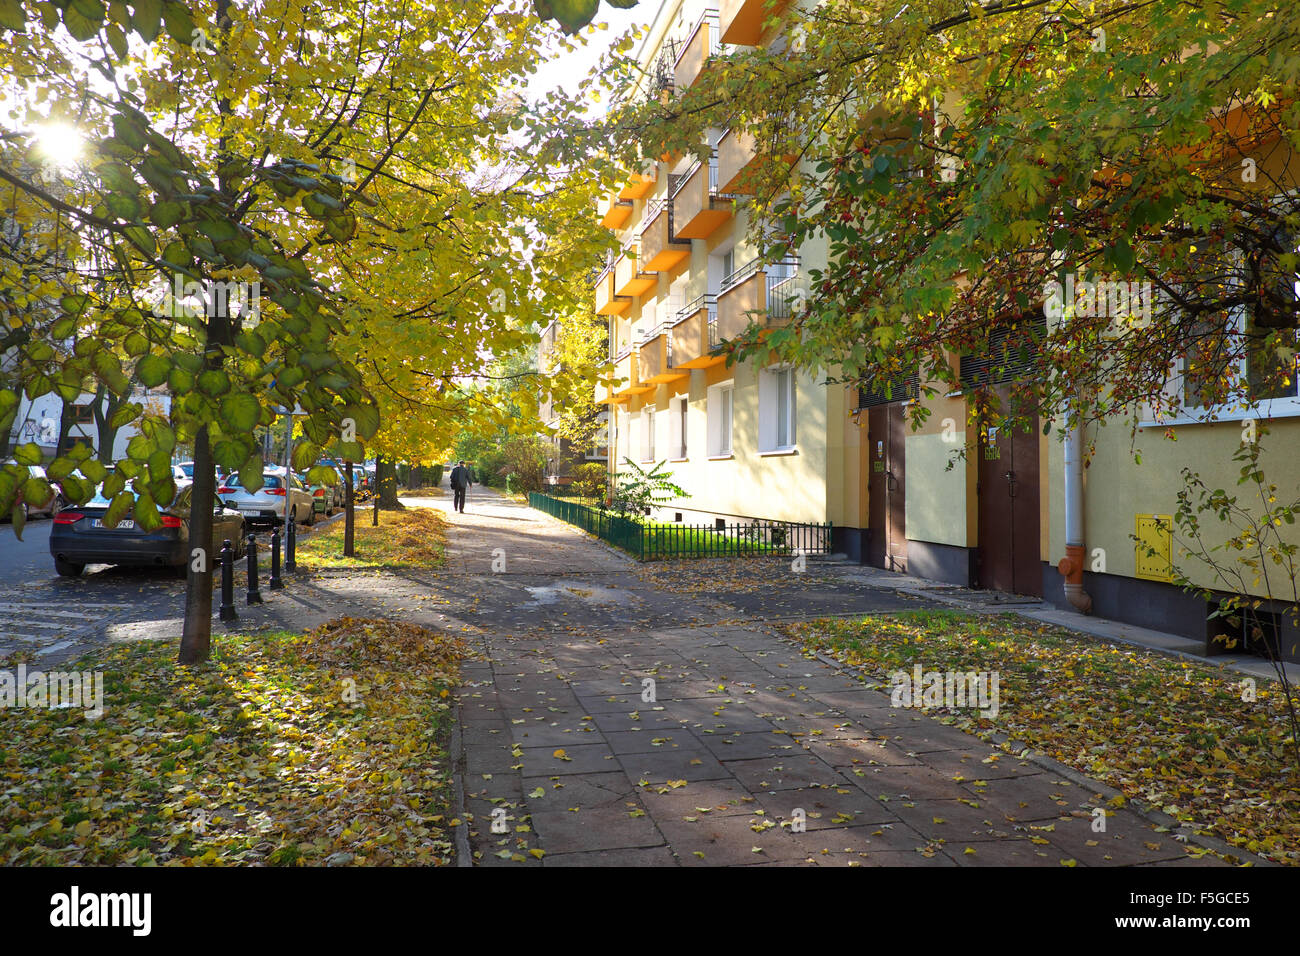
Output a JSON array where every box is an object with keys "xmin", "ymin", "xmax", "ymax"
[{"xmin": 217, "ymin": 470, "xmax": 315, "ymax": 526}]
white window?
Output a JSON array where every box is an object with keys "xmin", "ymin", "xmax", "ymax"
[
  {"xmin": 641, "ymin": 405, "xmax": 656, "ymax": 461},
  {"xmin": 707, "ymin": 382, "xmax": 733, "ymax": 456},
  {"xmin": 759, "ymin": 365, "xmax": 797, "ymax": 452},
  {"xmin": 1143, "ymin": 236, "xmax": 1300, "ymax": 425},
  {"xmin": 669, "ymin": 395, "xmax": 688, "ymax": 459}
]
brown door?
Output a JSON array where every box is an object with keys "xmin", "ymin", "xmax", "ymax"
[
  {"xmin": 867, "ymin": 404, "xmax": 907, "ymax": 572},
  {"xmin": 977, "ymin": 409, "xmax": 1041, "ymax": 596}
]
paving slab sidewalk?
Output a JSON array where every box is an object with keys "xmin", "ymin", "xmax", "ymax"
[{"xmin": 426, "ymin": 489, "xmax": 1249, "ymax": 868}]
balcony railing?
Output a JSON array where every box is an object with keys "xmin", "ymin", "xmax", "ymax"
[{"xmin": 675, "ymin": 10, "xmax": 727, "ymax": 90}]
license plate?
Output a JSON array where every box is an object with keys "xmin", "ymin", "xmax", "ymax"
[
  {"xmin": 240, "ymin": 509, "xmax": 262, "ymax": 515},
  {"xmin": 90, "ymin": 519, "xmax": 134, "ymax": 530}
]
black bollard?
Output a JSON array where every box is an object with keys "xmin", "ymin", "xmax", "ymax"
[
  {"xmin": 246, "ymin": 533, "xmax": 264, "ymax": 605},
  {"xmin": 373, "ymin": 493, "xmax": 378, "ymax": 526},
  {"xmin": 219, "ymin": 539, "xmax": 238, "ymax": 622},
  {"xmin": 285, "ymin": 511, "xmax": 297, "ymax": 573},
  {"xmin": 269, "ymin": 525, "xmax": 284, "ymax": 590}
]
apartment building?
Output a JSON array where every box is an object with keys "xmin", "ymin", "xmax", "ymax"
[
  {"xmin": 594, "ymin": 0, "xmax": 858, "ymax": 533},
  {"xmin": 591, "ymin": 0, "xmax": 1300, "ymax": 660}
]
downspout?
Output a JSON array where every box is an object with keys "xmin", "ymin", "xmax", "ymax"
[{"xmin": 1058, "ymin": 415, "xmax": 1093, "ymax": 613}]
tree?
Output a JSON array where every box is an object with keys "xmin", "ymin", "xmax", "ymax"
[{"xmin": 0, "ymin": 0, "xmax": 614, "ymax": 663}]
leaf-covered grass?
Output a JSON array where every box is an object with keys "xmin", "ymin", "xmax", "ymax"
[
  {"xmin": 296, "ymin": 506, "xmax": 448, "ymax": 569},
  {"xmin": 785, "ymin": 610, "xmax": 1300, "ymax": 865},
  {"xmin": 0, "ymin": 618, "xmax": 468, "ymax": 866}
]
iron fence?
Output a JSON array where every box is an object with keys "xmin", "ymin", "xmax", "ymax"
[{"xmin": 529, "ymin": 492, "xmax": 831, "ymax": 561}]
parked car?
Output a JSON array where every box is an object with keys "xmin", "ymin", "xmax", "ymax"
[
  {"xmin": 296, "ymin": 471, "xmax": 337, "ymax": 515},
  {"xmin": 2, "ymin": 460, "xmax": 63, "ymax": 520},
  {"xmin": 175, "ymin": 461, "xmax": 228, "ymax": 484},
  {"xmin": 172, "ymin": 463, "xmax": 193, "ymax": 492},
  {"xmin": 49, "ymin": 485, "xmax": 245, "ymax": 577},
  {"xmin": 218, "ymin": 469, "xmax": 314, "ymax": 526}
]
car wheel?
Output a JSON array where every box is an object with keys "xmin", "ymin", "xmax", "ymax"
[
  {"xmin": 54, "ymin": 558, "xmax": 84, "ymax": 577},
  {"xmin": 306, "ymin": 502, "xmax": 316, "ymax": 525}
]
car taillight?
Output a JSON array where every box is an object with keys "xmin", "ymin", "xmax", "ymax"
[
  {"xmin": 313, "ymin": 488, "xmax": 324, "ymax": 496},
  {"xmin": 53, "ymin": 512, "xmax": 83, "ymax": 524},
  {"xmin": 268, "ymin": 488, "xmax": 286, "ymax": 496},
  {"xmin": 160, "ymin": 515, "xmax": 183, "ymax": 528},
  {"xmin": 217, "ymin": 486, "xmax": 233, "ymax": 493}
]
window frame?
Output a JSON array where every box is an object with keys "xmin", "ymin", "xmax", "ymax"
[{"xmin": 707, "ymin": 382, "xmax": 733, "ymax": 458}]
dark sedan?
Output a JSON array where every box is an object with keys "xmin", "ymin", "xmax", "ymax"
[{"xmin": 49, "ymin": 486, "xmax": 246, "ymax": 578}]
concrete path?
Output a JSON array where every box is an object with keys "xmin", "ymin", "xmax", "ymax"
[{"xmin": 425, "ymin": 488, "xmax": 1238, "ymax": 867}]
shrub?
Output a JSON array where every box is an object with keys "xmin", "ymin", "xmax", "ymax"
[
  {"xmin": 571, "ymin": 461, "xmax": 607, "ymax": 500},
  {"xmin": 431, "ymin": 463, "xmax": 444, "ymax": 487}
]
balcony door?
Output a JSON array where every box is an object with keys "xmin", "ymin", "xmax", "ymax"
[{"xmin": 866, "ymin": 403, "xmax": 907, "ymax": 572}]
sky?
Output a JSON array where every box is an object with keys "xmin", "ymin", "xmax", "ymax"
[{"xmin": 525, "ymin": 3, "xmax": 657, "ymax": 112}]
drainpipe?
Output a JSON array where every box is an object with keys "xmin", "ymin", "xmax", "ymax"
[{"xmin": 1057, "ymin": 415, "xmax": 1093, "ymax": 613}]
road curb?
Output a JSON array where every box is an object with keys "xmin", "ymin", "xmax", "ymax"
[{"xmin": 449, "ymin": 698, "xmax": 472, "ymax": 867}]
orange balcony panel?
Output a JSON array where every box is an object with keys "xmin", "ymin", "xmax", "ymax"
[
  {"xmin": 720, "ymin": 0, "xmax": 791, "ymax": 46},
  {"xmin": 614, "ymin": 249, "xmax": 657, "ymax": 299},
  {"xmin": 600, "ymin": 196, "xmax": 633, "ymax": 230},
  {"xmin": 668, "ymin": 299, "xmax": 723, "ymax": 369},
  {"xmin": 672, "ymin": 159, "xmax": 733, "ymax": 240},
  {"xmin": 637, "ymin": 331, "xmax": 689, "ymax": 385},
  {"xmin": 717, "ymin": 127, "xmax": 760, "ymax": 195},
  {"xmin": 639, "ymin": 201, "xmax": 691, "ymax": 272},
  {"xmin": 618, "ymin": 170, "xmax": 656, "ymax": 201},
  {"xmin": 595, "ymin": 270, "xmax": 631, "ymax": 316},
  {"xmin": 717, "ymin": 269, "xmax": 766, "ymax": 342},
  {"xmin": 675, "ymin": 12, "xmax": 722, "ymax": 91}
]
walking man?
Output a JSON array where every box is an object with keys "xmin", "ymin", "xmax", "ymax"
[{"xmin": 450, "ymin": 460, "xmax": 471, "ymax": 513}]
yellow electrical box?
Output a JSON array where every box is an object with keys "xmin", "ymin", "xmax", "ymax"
[{"xmin": 1135, "ymin": 514, "xmax": 1173, "ymax": 582}]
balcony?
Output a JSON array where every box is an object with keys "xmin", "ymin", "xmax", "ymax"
[
  {"xmin": 595, "ymin": 265, "xmax": 630, "ymax": 316},
  {"xmin": 618, "ymin": 168, "xmax": 657, "ymax": 201},
  {"xmin": 613, "ymin": 240, "xmax": 657, "ymax": 299},
  {"xmin": 639, "ymin": 196, "xmax": 691, "ymax": 272},
  {"xmin": 717, "ymin": 127, "xmax": 759, "ymax": 194},
  {"xmin": 716, "ymin": 258, "xmax": 800, "ymax": 341},
  {"xmin": 668, "ymin": 294, "xmax": 720, "ymax": 369},
  {"xmin": 671, "ymin": 153, "xmax": 734, "ymax": 240},
  {"xmin": 611, "ymin": 345, "xmax": 654, "ymax": 403},
  {"xmin": 720, "ymin": 0, "xmax": 791, "ymax": 46},
  {"xmin": 675, "ymin": 10, "xmax": 725, "ymax": 90},
  {"xmin": 637, "ymin": 323, "xmax": 688, "ymax": 385},
  {"xmin": 599, "ymin": 194, "xmax": 633, "ymax": 230}
]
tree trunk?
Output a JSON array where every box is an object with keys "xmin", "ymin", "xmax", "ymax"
[
  {"xmin": 179, "ymin": 425, "xmax": 216, "ymax": 665},
  {"xmin": 91, "ymin": 384, "xmax": 123, "ymax": 464},
  {"xmin": 178, "ymin": 0, "xmax": 233, "ymax": 665},
  {"xmin": 344, "ymin": 460, "xmax": 355, "ymax": 556},
  {"xmin": 376, "ymin": 455, "xmax": 403, "ymax": 509}
]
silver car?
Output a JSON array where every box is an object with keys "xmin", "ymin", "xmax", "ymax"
[{"xmin": 218, "ymin": 470, "xmax": 315, "ymax": 526}]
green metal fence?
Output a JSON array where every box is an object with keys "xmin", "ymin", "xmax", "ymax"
[{"xmin": 528, "ymin": 492, "xmax": 831, "ymax": 562}]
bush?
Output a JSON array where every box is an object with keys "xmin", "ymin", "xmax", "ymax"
[
  {"xmin": 501, "ymin": 436, "xmax": 547, "ymax": 493},
  {"xmin": 571, "ymin": 462, "xmax": 607, "ymax": 500},
  {"xmin": 431, "ymin": 463, "xmax": 444, "ymax": 487}
]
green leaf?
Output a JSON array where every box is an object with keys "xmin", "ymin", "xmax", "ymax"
[
  {"xmin": 22, "ymin": 477, "xmax": 52, "ymax": 511},
  {"xmin": 197, "ymin": 218, "xmax": 240, "ymax": 243},
  {"xmin": 104, "ymin": 491, "xmax": 133, "ymax": 528},
  {"xmin": 63, "ymin": 0, "xmax": 106, "ymax": 41},
  {"xmin": 12, "ymin": 442, "xmax": 42, "ymax": 466},
  {"xmin": 109, "ymin": 401, "xmax": 141, "ymax": 429},
  {"xmin": 197, "ymin": 369, "xmax": 231, "ymax": 396},
  {"xmin": 212, "ymin": 440, "xmax": 246, "ymax": 473},
  {"xmin": 160, "ymin": 0, "xmax": 193, "ymax": 45},
  {"xmin": 130, "ymin": 0, "xmax": 161, "ymax": 41},
  {"xmin": 133, "ymin": 491, "xmax": 161, "ymax": 532},
  {"xmin": 238, "ymin": 455, "xmax": 265, "ymax": 493},
  {"xmin": 291, "ymin": 441, "xmax": 319, "ymax": 472},
  {"xmin": 137, "ymin": 354, "xmax": 170, "ymax": 387},
  {"xmin": 0, "ymin": 0, "xmax": 27, "ymax": 32},
  {"xmin": 219, "ymin": 392, "xmax": 260, "ymax": 431},
  {"xmin": 342, "ymin": 403, "xmax": 380, "ymax": 440},
  {"xmin": 150, "ymin": 200, "xmax": 185, "ymax": 228}
]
